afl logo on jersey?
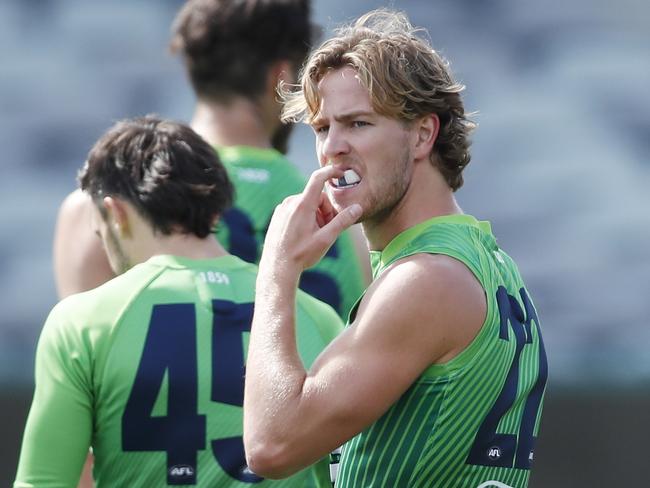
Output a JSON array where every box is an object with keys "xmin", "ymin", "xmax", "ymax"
[
  {"xmin": 487, "ymin": 446, "xmax": 502, "ymax": 461},
  {"xmin": 169, "ymin": 464, "xmax": 195, "ymax": 479}
]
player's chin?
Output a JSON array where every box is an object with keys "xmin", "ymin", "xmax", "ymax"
[{"xmin": 327, "ymin": 197, "xmax": 349, "ymax": 217}]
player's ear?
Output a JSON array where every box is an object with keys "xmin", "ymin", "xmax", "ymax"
[
  {"xmin": 268, "ymin": 60, "xmax": 295, "ymax": 93},
  {"xmin": 103, "ymin": 196, "xmax": 131, "ymax": 237},
  {"xmin": 412, "ymin": 114, "xmax": 439, "ymax": 161}
]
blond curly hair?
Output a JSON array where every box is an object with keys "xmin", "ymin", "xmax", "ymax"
[{"xmin": 282, "ymin": 9, "xmax": 476, "ymax": 191}]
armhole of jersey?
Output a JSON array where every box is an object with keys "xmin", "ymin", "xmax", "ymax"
[
  {"xmin": 347, "ymin": 293, "xmax": 365, "ymax": 325},
  {"xmin": 381, "ymin": 247, "xmax": 497, "ymax": 381}
]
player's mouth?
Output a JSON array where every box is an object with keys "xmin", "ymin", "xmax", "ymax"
[{"xmin": 330, "ymin": 169, "xmax": 361, "ymax": 189}]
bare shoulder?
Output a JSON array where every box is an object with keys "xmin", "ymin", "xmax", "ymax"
[
  {"xmin": 56, "ymin": 190, "xmax": 92, "ymax": 235},
  {"xmin": 53, "ymin": 189, "xmax": 113, "ymax": 298},
  {"xmin": 368, "ymin": 252, "xmax": 485, "ymax": 312},
  {"xmin": 395, "ymin": 252, "xmax": 484, "ymax": 298},
  {"xmin": 54, "ymin": 190, "xmax": 94, "ymax": 248},
  {"xmin": 356, "ymin": 252, "xmax": 487, "ymax": 364},
  {"xmin": 59, "ymin": 188, "xmax": 91, "ymax": 212}
]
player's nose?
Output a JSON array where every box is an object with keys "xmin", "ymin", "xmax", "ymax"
[{"xmin": 320, "ymin": 126, "xmax": 351, "ymax": 161}]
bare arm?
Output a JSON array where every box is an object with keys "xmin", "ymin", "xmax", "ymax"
[
  {"xmin": 53, "ymin": 189, "xmax": 114, "ymax": 298},
  {"xmin": 243, "ymin": 167, "xmax": 486, "ymax": 478}
]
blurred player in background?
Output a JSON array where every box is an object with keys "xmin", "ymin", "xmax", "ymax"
[
  {"xmin": 244, "ymin": 9, "xmax": 547, "ymax": 488},
  {"xmin": 53, "ymin": 0, "xmax": 368, "ymax": 317},
  {"xmin": 170, "ymin": 0, "xmax": 369, "ymax": 318},
  {"xmin": 15, "ymin": 116, "xmax": 341, "ymax": 487}
]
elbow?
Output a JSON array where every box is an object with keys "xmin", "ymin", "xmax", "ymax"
[{"xmin": 244, "ymin": 434, "xmax": 301, "ymax": 480}]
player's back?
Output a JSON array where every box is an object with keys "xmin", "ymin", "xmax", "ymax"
[
  {"xmin": 215, "ymin": 145, "xmax": 365, "ymax": 320},
  {"xmin": 70, "ymin": 254, "xmax": 340, "ymax": 487}
]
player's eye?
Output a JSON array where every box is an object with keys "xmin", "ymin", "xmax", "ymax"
[{"xmin": 351, "ymin": 120, "xmax": 369, "ymax": 128}]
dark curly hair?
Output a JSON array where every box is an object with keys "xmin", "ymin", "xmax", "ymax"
[
  {"xmin": 79, "ymin": 115, "xmax": 233, "ymax": 238},
  {"xmin": 170, "ymin": 0, "xmax": 315, "ymax": 102}
]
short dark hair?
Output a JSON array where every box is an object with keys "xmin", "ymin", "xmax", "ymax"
[
  {"xmin": 170, "ymin": 0, "xmax": 314, "ymax": 101},
  {"xmin": 79, "ymin": 116, "xmax": 233, "ymax": 238}
]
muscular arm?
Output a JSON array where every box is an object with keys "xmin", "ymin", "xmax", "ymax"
[
  {"xmin": 243, "ymin": 168, "xmax": 486, "ymax": 478},
  {"xmin": 53, "ymin": 189, "xmax": 114, "ymax": 298}
]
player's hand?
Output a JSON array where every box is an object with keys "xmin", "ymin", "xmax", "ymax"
[{"xmin": 260, "ymin": 166, "xmax": 362, "ymax": 275}]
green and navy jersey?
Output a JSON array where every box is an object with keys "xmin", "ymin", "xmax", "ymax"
[
  {"xmin": 336, "ymin": 215, "xmax": 547, "ymax": 488},
  {"xmin": 15, "ymin": 254, "xmax": 342, "ymax": 488},
  {"xmin": 215, "ymin": 146, "xmax": 365, "ymax": 321}
]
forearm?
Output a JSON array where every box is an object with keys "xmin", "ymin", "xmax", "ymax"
[
  {"xmin": 244, "ymin": 261, "xmax": 310, "ymax": 474},
  {"xmin": 244, "ymin": 166, "xmax": 364, "ymax": 477}
]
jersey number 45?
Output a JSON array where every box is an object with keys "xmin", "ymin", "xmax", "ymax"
[{"xmin": 121, "ymin": 300, "xmax": 261, "ymax": 485}]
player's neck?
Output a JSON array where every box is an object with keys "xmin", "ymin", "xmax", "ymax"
[
  {"xmin": 363, "ymin": 164, "xmax": 463, "ymax": 252},
  {"xmin": 147, "ymin": 233, "xmax": 229, "ymax": 261},
  {"xmin": 191, "ymin": 97, "xmax": 276, "ymax": 149}
]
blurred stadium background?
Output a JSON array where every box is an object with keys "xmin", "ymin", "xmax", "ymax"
[{"xmin": 1, "ymin": 0, "xmax": 648, "ymax": 486}]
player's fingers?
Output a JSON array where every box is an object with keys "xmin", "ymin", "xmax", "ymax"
[
  {"xmin": 316, "ymin": 203, "xmax": 362, "ymax": 244},
  {"xmin": 302, "ymin": 166, "xmax": 344, "ymax": 205},
  {"xmin": 317, "ymin": 191, "xmax": 337, "ymax": 226},
  {"xmin": 316, "ymin": 208, "xmax": 326, "ymax": 227}
]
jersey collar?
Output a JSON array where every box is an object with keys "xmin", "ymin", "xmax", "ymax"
[{"xmin": 369, "ymin": 214, "xmax": 492, "ymax": 278}]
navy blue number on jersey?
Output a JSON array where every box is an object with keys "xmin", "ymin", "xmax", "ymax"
[
  {"xmin": 299, "ymin": 244, "xmax": 341, "ymax": 314},
  {"xmin": 222, "ymin": 207, "xmax": 342, "ymax": 313},
  {"xmin": 466, "ymin": 286, "xmax": 548, "ymax": 469},
  {"xmin": 122, "ymin": 301, "xmax": 263, "ymax": 485},
  {"xmin": 210, "ymin": 300, "xmax": 262, "ymax": 483},
  {"xmin": 221, "ymin": 208, "xmax": 258, "ymax": 264}
]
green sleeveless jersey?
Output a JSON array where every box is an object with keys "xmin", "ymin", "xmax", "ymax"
[
  {"xmin": 215, "ymin": 146, "xmax": 365, "ymax": 321},
  {"xmin": 336, "ymin": 215, "xmax": 547, "ymax": 488},
  {"xmin": 15, "ymin": 255, "xmax": 342, "ymax": 488}
]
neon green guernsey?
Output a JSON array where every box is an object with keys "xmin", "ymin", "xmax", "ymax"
[
  {"xmin": 215, "ymin": 146, "xmax": 365, "ymax": 321},
  {"xmin": 336, "ymin": 215, "xmax": 548, "ymax": 488},
  {"xmin": 15, "ymin": 255, "xmax": 342, "ymax": 488}
]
